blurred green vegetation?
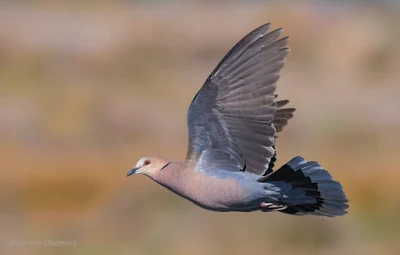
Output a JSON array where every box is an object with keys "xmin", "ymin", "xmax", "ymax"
[{"xmin": 0, "ymin": 1, "xmax": 399, "ymax": 255}]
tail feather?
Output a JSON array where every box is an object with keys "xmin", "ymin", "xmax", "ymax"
[{"xmin": 262, "ymin": 156, "xmax": 348, "ymax": 217}]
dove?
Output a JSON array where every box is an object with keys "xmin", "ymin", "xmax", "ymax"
[{"xmin": 127, "ymin": 23, "xmax": 348, "ymax": 216}]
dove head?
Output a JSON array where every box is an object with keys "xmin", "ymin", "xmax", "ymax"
[{"xmin": 127, "ymin": 156, "xmax": 171, "ymax": 178}]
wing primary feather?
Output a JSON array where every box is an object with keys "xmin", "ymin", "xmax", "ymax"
[
  {"xmin": 210, "ymin": 23, "xmax": 271, "ymax": 78},
  {"xmin": 219, "ymin": 28, "xmax": 284, "ymax": 77}
]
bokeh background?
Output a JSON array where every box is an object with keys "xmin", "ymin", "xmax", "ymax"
[{"xmin": 1, "ymin": 1, "xmax": 399, "ymax": 255}]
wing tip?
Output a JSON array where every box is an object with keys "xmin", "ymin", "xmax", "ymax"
[{"xmin": 255, "ymin": 22, "xmax": 272, "ymax": 35}]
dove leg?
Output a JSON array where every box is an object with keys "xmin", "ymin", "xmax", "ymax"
[{"xmin": 260, "ymin": 202, "xmax": 287, "ymax": 212}]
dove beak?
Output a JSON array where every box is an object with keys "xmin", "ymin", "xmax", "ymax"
[{"xmin": 127, "ymin": 167, "xmax": 140, "ymax": 177}]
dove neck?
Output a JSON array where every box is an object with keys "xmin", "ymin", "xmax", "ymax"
[{"xmin": 152, "ymin": 161, "xmax": 186, "ymax": 195}]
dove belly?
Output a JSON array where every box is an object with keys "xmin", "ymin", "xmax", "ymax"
[{"xmin": 180, "ymin": 172, "xmax": 269, "ymax": 212}]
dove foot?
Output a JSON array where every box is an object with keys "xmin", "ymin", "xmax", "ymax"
[{"xmin": 260, "ymin": 202, "xmax": 287, "ymax": 212}]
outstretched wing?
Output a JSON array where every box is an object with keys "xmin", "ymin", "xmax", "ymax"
[{"xmin": 186, "ymin": 23, "xmax": 291, "ymax": 175}]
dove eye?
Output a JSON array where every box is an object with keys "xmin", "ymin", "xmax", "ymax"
[{"xmin": 144, "ymin": 160, "xmax": 151, "ymax": 166}]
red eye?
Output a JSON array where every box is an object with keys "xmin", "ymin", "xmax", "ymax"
[{"xmin": 144, "ymin": 160, "xmax": 151, "ymax": 166}]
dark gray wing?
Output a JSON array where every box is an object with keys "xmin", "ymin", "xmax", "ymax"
[{"xmin": 186, "ymin": 23, "xmax": 291, "ymax": 175}]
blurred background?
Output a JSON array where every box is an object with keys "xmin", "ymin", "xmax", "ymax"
[{"xmin": 0, "ymin": 1, "xmax": 399, "ymax": 254}]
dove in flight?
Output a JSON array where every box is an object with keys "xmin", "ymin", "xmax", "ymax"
[{"xmin": 127, "ymin": 23, "xmax": 348, "ymax": 217}]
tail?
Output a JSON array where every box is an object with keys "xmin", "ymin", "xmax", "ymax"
[{"xmin": 262, "ymin": 156, "xmax": 348, "ymax": 217}]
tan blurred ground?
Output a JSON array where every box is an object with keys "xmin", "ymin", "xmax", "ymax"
[{"xmin": 0, "ymin": 1, "xmax": 400, "ymax": 255}]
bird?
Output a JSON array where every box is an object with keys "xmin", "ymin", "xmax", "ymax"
[{"xmin": 127, "ymin": 23, "xmax": 348, "ymax": 217}]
